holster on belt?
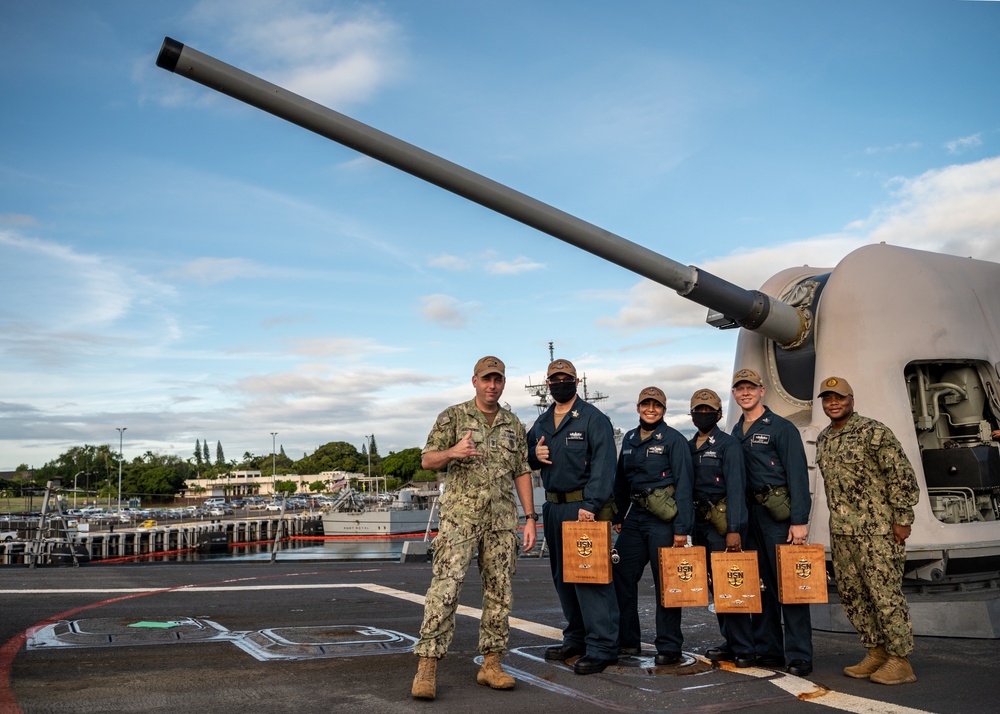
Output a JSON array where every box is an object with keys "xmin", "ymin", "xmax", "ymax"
[
  {"xmin": 631, "ymin": 484, "xmax": 677, "ymax": 522},
  {"xmin": 696, "ymin": 497, "xmax": 728, "ymax": 537},
  {"xmin": 753, "ymin": 485, "xmax": 791, "ymax": 522}
]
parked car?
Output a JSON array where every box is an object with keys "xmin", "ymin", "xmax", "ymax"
[
  {"xmin": 1, "ymin": 530, "xmax": 18, "ymax": 542},
  {"xmin": 137, "ymin": 520, "xmax": 158, "ymax": 529},
  {"xmin": 264, "ymin": 503, "xmax": 283, "ymax": 512}
]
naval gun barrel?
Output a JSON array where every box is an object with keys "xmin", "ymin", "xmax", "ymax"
[{"xmin": 156, "ymin": 37, "xmax": 808, "ymax": 347}]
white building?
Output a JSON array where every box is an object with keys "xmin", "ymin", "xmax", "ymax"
[{"xmin": 181, "ymin": 470, "xmax": 366, "ymax": 499}]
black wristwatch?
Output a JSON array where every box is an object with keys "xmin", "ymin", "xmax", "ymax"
[{"xmin": 524, "ymin": 513, "xmax": 539, "ymax": 521}]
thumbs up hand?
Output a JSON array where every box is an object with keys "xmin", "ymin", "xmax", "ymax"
[{"xmin": 535, "ymin": 435, "xmax": 552, "ymax": 465}]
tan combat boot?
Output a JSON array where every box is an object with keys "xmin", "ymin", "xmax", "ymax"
[
  {"xmin": 843, "ymin": 646, "xmax": 888, "ymax": 679},
  {"xmin": 870, "ymin": 655, "xmax": 917, "ymax": 685},
  {"xmin": 411, "ymin": 656, "xmax": 438, "ymax": 700},
  {"xmin": 476, "ymin": 652, "xmax": 515, "ymax": 690}
]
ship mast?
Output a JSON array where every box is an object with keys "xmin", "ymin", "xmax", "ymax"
[{"xmin": 525, "ymin": 342, "xmax": 608, "ymax": 415}]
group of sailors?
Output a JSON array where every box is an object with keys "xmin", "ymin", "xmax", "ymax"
[{"xmin": 409, "ymin": 356, "xmax": 919, "ymax": 700}]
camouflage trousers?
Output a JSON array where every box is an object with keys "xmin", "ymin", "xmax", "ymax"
[
  {"xmin": 414, "ymin": 517, "xmax": 520, "ymax": 658},
  {"xmin": 831, "ymin": 533, "xmax": 913, "ymax": 657}
]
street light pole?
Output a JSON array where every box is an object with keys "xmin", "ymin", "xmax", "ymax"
[
  {"xmin": 271, "ymin": 432, "xmax": 278, "ymax": 496},
  {"xmin": 116, "ymin": 427, "xmax": 127, "ymax": 512},
  {"xmin": 365, "ymin": 434, "xmax": 376, "ymax": 500},
  {"xmin": 73, "ymin": 470, "xmax": 85, "ymax": 509}
]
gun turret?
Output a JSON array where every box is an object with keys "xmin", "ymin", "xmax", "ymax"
[{"xmin": 156, "ymin": 37, "xmax": 809, "ymax": 348}]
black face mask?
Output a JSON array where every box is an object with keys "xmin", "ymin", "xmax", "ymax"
[
  {"xmin": 549, "ymin": 382, "xmax": 577, "ymax": 404},
  {"xmin": 692, "ymin": 411, "xmax": 721, "ymax": 433},
  {"xmin": 639, "ymin": 417, "xmax": 663, "ymax": 430}
]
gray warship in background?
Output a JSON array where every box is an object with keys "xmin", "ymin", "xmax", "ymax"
[{"xmin": 156, "ymin": 38, "xmax": 1000, "ymax": 637}]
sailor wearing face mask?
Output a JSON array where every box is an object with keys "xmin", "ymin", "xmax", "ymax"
[
  {"xmin": 528, "ymin": 359, "xmax": 619, "ymax": 675},
  {"xmin": 687, "ymin": 388, "xmax": 753, "ymax": 668},
  {"xmin": 610, "ymin": 387, "xmax": 694, "ymax": 665}
]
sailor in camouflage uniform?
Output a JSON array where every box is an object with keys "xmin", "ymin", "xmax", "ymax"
[
  {"xmin": 816, "ymin": 376, "xmax": 920, "ymax": 686},
  {"xmin": 411, "ymin": 356, "xmax": 538, "ymax": 700}
]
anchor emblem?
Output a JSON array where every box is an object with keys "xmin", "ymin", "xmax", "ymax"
[
  {"xmin": 576, "ymin": 534, "xmax": 593, "ymax": 558},
  {"xmin": 727, "ymin": 565, "xmax": 745, "ymax": 588},
  {"xmin": 795, "ymin": 556, "xmax": 812, "ymax": 579},
  {"xmin": 677, "ymin": 559, "xmax": 694, "ymax": 582}
]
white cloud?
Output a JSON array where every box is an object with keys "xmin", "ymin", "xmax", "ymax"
[
  {"xmin": 429, "ymin": 252, "xmax": 544, "ymax": 275},
  {"xmin": 290, "ymin": 336, "xmax": 400, "ymax": 359},
  {"xmin": 868, "ymin": 155, "xmax": 1000, "ymax": 259},
  {"xmin": 863, "ymin": 142, "xmax": 922, "ymax": 155},
  {"xmin": 428, "ymin": 254, "xmax": 469, "ymax": 271},
  {"xmin": 180, "ymin": 0, "xmax": 405, "ymax": 107},
  {"xmin": 945, "ymin": 133, "xmax": 983, "ymax": 155},
  {"xmin": 604, "ymin": 156, "xmax": 1000, "ymax": 330},
  {"xmin": 169, "ymin": 257, "xmax": 266, "ymax": 285},
  {"xmin": 1, "ymin": 231, "xmax": 134, "ymax": 327},
  {"xmin": 487, "ymin": 256, "xmax": 544, "ymax": 275},
  {"xmin": 418, "ymin": 294, "xmax": 479, "ymax": 328}
]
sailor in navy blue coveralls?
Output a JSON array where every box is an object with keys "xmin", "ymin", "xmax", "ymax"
[
  {"xmin": 527, "ymin": 359, "xmax": 620, "ymax": 675},
  {"xmin": 731, "ymin": 368, "xmax": 813, "ymax": 677},
  {"xmin": 611, "ymin": 387, "xmax": 693, "ymax": 665},
  {"xmin": 687, "ymin": 388, "xmax": 753, "ymax": 666}
]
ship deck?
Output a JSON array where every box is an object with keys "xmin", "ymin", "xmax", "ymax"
[{"xmin": 1, "ymin": 557, "xmax": 994, "ymax": 713}]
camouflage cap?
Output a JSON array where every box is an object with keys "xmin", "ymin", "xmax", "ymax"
[
  {"xmin": 818, "ymin": 376, "xmax": 853, "ymax": 397},
  {"xmin": 637, "ymin": 386, "xmax": 666, "ymax": 407},
  {"xmin": 474, "ymin": 355, "xmax": 505, "ymax": 378},
  {"xmin": 690, "ymin": 388, "xmax": 722, "ymax": 410},
  {"xmin": 732, "ymin": 368, "xmax": 763, "ymax": 387},
  {"xmin": 546, "ymin": 359, "xmax": 577, "ymax": 378}
]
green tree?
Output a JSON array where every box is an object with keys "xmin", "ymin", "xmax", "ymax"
[
  {"xmin": 309, "ymin": 480, "xmax": 326, "ymax": 493},
  {"xmin": 202, "ymin": 440, "xmax": 210, "ymax": 464},
  {"xmin": 275, "ymin": 479, "xmax": 297, "ymax": 495},
  {"xmin": 293, "ymin": 441, "xmax": 364, "ymax": 475},
  {"xmin": 194, "ymin": 439, "xmax": 203, "ymax": 467},
  {"xmin": 215, "ymin": 441, "xmax": 225, "ymax": 467},
  {"xmin": 380, "ymin": 448, "xmax": 424, "ymax": 481}
]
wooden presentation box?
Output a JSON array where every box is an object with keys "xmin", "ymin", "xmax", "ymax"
[
  {"xmin": 710, "ymin": 550, "xmax": 762, "ymax": 614},
  {"xmin": 658, "ymin": 545, "xmax": 710, "ymax": 607},
  {"xmin": 562, "ymin": 520, "xmax": 612, "ymax": 584},
  {"xmin": 776, "ymin": 544, "xmax": 829, "ymax": 604}
]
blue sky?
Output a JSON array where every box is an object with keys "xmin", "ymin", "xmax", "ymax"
[{"xmin": 2, "ymin": 0, "xmax": 999, "ymax": 470}]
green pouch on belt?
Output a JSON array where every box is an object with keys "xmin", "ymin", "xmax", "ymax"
[
  {"xmin": 596, "ymin": 497, "xmax": 618, "ymax": 522},
  {"xmin": 760, "ymin": 486, "xmax": 791, "ymax": 522},
  {"xmin": 640, "ymin": 485, "xmax": 677, "ymax": 523},
  {"xmin": 706, "ymin": 497, "xmax": 728, "ymax": 537}
]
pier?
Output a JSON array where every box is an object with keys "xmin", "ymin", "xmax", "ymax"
[{"xmin": 0, "ymin": 513, "xmax": 321, "ymax": 565}]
